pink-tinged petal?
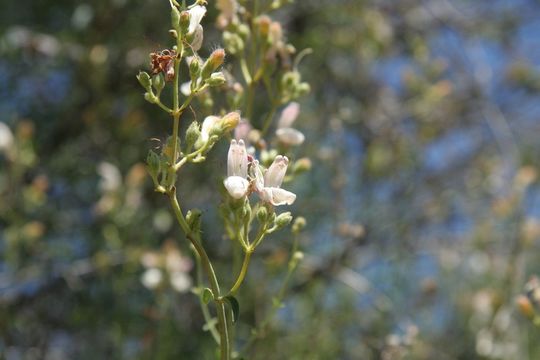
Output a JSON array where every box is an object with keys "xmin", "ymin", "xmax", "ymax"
[
  {"xmin": 276, "ymin": 127, "xmax": 305, "ymax": 146},
  {"xmin": 264, "ymin": 155, "xmax": 289, "ymax": 188},
  {"xmin": 261, "ymin": 187, "xmax": 296, "ymax": 206},
  {"xmin": 227, "ymin": 139, "xmax": 248, "ymax": 178},
  {"xmin": 224, "ymin": 176, "xmax": 249, "ymax": 199},
  {"xmin": 277, "ymin": 102, "xmax": 300, "ymax": 128}
]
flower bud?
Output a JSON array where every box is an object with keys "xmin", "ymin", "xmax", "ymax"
[
  {"xmin": 180, "ymin": 11, "xmax": 190, "ymax": 35},
  {"xmin": 152, "ymin": 74, "xmax": 165, "ymax": 93},
  {"xmin": 189, "ymin": 57, "xmax": 201, "ymax": 81},
  {"xmin": 296, "ymin": 82, "xmax": 311, "ymax": 97},
  {"xmin": 185, "ymin": 121, "xmax": 201, "ymax": 151},
  {"xmin": 144, "ymin": 91, "xmax": 157, "ymax": 104},
  {"xmin": 201, "ymin": 49, "xmax": 226, "ymax": 80},
  {"xmin": 137, "ymin": 71, "xmax": 152, "ymax": 89},
  {"xmin": 257, "ymin": 206, "xmax": 268, "ymax": 224},
  {"xmin": 293, "ymin": 158, "xmax": 312, "ymax": 174},
  {"xmin": 223, "ymin": 31, "xmax": 244, "ymax": 55},
  {"xmin": 237, "ymin": 24, "xmax": 250, "ymax": 40},
  {"xmin": 221, "ymin": 112, "xmax": 240, "ymax": 133},
  {"xmin": 206, "ymin": 72, "xmax": 227, "ymax": 87},
  {"xmin": 292, "ymin": 216, "xmax": 306, "ymax": 234},
  {"xmin": 275, "ymin": 212, "xmax": 293, "ymax": 229},
  {"xmin": 146, "ymin": 150, "xmax": 161, "ymax": 179},
  {"xmin": 256, "ymin": 15, "xmax": 271, "ymax": 37},
  {"xmin": 171, "ymin": 6, "xmax": 181, "ymax": 30},
  {"xmin": 293, "ymin": 251, "xmax": 304, "ymax": 261},
  {"xmin": 186, "ymin": 208, "xmax": 202, "ymax": 233}
]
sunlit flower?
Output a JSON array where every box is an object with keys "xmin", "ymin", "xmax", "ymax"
[
  {"xmin": 276, "ymin": 102, "xmax": 305, "ymax": 146},
  {"xmin": 224, "ymin": 139, "xmax": 250, "ymax": 199},
  {"xmin": 200, "ymin": 115, "xmax": 220, "ymax": 143},
  {"xmin": 188, "ymin": 5, "xmax": 206, "ymax": 51},
  {"xmin": 252, "ymin": 156, "xmax": 296, "ymax": 206}
]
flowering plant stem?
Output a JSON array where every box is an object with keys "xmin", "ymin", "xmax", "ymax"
[{"xmin": 169, "ymin": 187, "xmax": 231, "ymax": 359}]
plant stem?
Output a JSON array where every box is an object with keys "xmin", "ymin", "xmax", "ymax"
[
  {"xmin": 168, "ymin": 188, "xmax": 231, "ymax": 360},
  {"xmin": 227, "ymin": 250, "xmax": 253, "ymax": 296},
  {"xmin": 193, "ymin": 248, "xmax": 221, "ymax": 344}
]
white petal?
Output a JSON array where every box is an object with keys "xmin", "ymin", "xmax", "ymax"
[
  {"xmin": 278, "ymin": 102, "xmax": 300, "ymax": 128},
  {"xmin": 224, "ymin": 176, "xmax": 249, "ymax": 199},
  {"xmin": 261, "ymin": 187, "xmax": 296, "ymax": 206},
  {"xmin": 276, "ymin": 127, "xmax": 305, "ymax": 146},
  {"xmin": 188, "ymin": 5, "xmax": 207, "ymax": 34},
  {"xmin": 201, "ymin": 115, "xmax": 220, "ymax": 142},
  {"xmin": 264, "ymin": 155, "xmax": 288, "ymax": 188},
  {"xmin": 191, "ymin": 25, "xmax": 204, "ymax": 51},
  {"xmin": 97, "ymin": 162, "xmax": 122, "ymax": 192},
  {"xmin": 180, "ymin": 81, "xmax": 192, "ymax": 96},
  {"xmin": 227, "ymin": 139, "xmax": 248, "ymax": 178},
  {"xmin": 250, "ymin": 160, "xmax": 265, "ymax": 192}
]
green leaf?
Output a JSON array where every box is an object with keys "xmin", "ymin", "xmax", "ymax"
[
  {"xmin": 202, "ymin": 288, "xmax": 213, "ymax": 304},
  {"xmin": 224, "ymin": 295, "xmax": 240, "ymax": 323}
]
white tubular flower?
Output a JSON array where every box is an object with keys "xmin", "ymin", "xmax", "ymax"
[
  {"xmin": 188, "ymin": 5, "xmax": 206, "ymax": 51},
  {"xmin": 276, "ymin": 102, "xmax": 305, "ymax": 146},
  {"xmin": 200, "ymin": 115, "xmax": 220, "ymax": 143},
  {"xmin": 188, "ymin": 5, "xmax": 206, "ymax": 34},
  {"xmin": 253, "ymin": 156, "xmax": 296, "ymax": 206},
  {"xmin": 224, "ymin": 139, "xmax": 250, "ymax": 199}
]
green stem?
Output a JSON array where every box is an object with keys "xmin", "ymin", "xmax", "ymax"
[
  {"xmin": 227, "ymin": 250, "xmax": 253, "ymax": 296},
  {"xmin": 168, "ymin": 189, "xmax": 231, "ymax": 360},
  {"xmin": 193, "ymin": 248, "xmax": 221, "ymax": 344}
]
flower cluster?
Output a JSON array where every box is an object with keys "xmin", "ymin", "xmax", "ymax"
[
  {"xmin": 224, "ymin": 140, "xmax": 296, "ymax": 206},
  {"xmin": 137, "ymin": 0, "xmax": 310, "ymax": 357}
]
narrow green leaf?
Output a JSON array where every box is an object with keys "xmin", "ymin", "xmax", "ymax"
[
  {"xmin": 202, "ymin": 288, "xmax": 213, "ymax": 304},
  {"xmin": 224, "ymin": 295, "xmax": 240, "ymax": 323}
]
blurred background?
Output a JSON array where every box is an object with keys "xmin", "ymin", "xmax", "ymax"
[{"xmin": 2, "ymin": 0, "xmax": 540, "ymax": 359}]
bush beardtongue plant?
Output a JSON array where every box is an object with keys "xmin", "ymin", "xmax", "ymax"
[{"xmin": 136, "ymin": 0, "xmax": 310, "ymax": 358}]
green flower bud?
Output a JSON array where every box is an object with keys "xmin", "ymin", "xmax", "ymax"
[
  {"xmin": 146, "ymin": 150, "xmax": 161, "ymax": 179},
  {"xmin": 152, "ymin": 74, "xmax": 165, "ymax": 93},
  {"xmin": 223, "ymin": 31, "xmax": 244, "ymax": 55},
  {"xmin": 186, "ymin": 208, "xmax": 202, "ymax": 233},
  {"xmin": 185, "ymin": 121, "xmax": 201, "ymax": 151},
  {"xmin": 201, "ymin": 49, "xmax": 225, "ymax": 80},
  {"xmin": 137, "ymin": 71, "xmax": 152, "ymax": 89},
  {"xmin": 144, "ymin": 91, "xmax": 157, "ymax": 104},
  {"xmin": 292, "ymin": 216, "xmax": 306, "ymax": 234},
  {"xmin": 189, "ymin": 57, "xmax": 201, "ymax": 81},
  {"xmin": 293, "ymin": 158, "xmax": 312, "ymax": 174},
  {"xmin": 180, "ymin": 11, "xmax": 190, "ymax": 35},
  {"xmin": 206, "ymin": 72, "xmax": 227, "ymax": 87},
  {"xmin": 296, "ymin": 82, "xmax": 311, "ymax": 97},
  {"xmin": 257, "ymin": 206, "xmax": 268, "ymax": 224},
  {"xmin": 275, "ymin": 212, "xmax": 293, "ymax": 229},
  {"xmin": 171, "ymin": 6, "xmax": 181, "ymax": 30},
  {"xmin": 237, "ymin": 24, "xmax": 250, "ymax": 40}
]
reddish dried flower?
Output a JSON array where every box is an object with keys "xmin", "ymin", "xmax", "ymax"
[{"xmin": 149, "ymin": 49, "xmax": 177, "ymax": 82}]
